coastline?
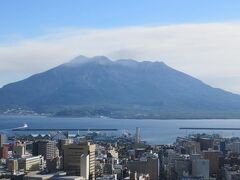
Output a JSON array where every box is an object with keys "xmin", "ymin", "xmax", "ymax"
[{"xmin": 0, "ymin": 114, "xmax": 240, "ymax": 120}]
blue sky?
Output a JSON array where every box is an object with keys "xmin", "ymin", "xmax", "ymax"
[
  {"xmin": 1, "ymin": 0, "xmax": 240, "ymax": 38},
  {"xmin": 1, "ymin": 1, "xmax": 240, "ymax": 93}
]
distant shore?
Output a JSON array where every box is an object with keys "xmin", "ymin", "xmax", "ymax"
[{"xmin": 0, "ymin": 113, "xmax": 240, "ymax": 120}]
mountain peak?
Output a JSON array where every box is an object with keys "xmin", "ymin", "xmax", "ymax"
[
  {"xmin": 116, "ymin": 59, "xmax": 138, "ymax": 66},
  {"xmin": 68, "ymin": 55, "xmax": 89, "ymax": 64},
  {"xmin": 91, "ymin": 56, "xmax": 112, "ymax": 64},
  {"xmin": 66, "ymin": 55, "xmax": 168, "ymax": 68},
  {"xmin": 67, "ymin": 55, "xmax": 111, "ymax": 66}
]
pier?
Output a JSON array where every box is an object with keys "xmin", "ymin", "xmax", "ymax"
[
  {"xmin": 13, "ymin": 128, "xmax": 118, "ymax": 131},
  {"xmin": 180, "ymin": 127, "xmax": 240, "ymax": 130}
]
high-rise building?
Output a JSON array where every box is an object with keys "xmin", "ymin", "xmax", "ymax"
[
  {"xmin": 199, "ymin": 138, "xmax": 213, "ymax": 151},
  {"xmin": 127, "ymin": 157, "xmax": 159, "ymax": 180},
  {"xmin": 7, "ymin": 159, "xmax": 18, "ymax": 173},
  {"xmin": 63, "ymin": 142, "xmax": 96, "ymax": 180},
  {"xmin": 135, "ymin": 127, "xmax": 140, "ymax": 144},
  {"xmin": 46, "ymin": 156, "xmax": 61, "ymax": 172},
  {"xmin": 220, "ymin": 141, "xmax": 226, "ymax": 155},
  {"xmin": 13, "ymin": 141, "xmax": 26, "ymax": 158},
  {"xmin": 231, "ymin": 142, "xmax": 240, "ymax": 154},
  {"xmin": 183, "ymin": 141, "xmax": 201, "ymax": 155},
  {"xmin": 174, "ymin": 158, "xmax": 191, "ymax": 180},
  {"xmin": 203, "ymin": 149, "xmax": 222, "ymax": 176},
  {"xmin": 0, "ymin": 145, "xmax": 8, "ymax": 159},
  {"xmin": 32, "ymin": 140, "xmax": 59, "ymax": 160},
  {"xmin": 192, "ymin": 159, "xmax": 209, "ymax": 180},
  {"xmin": 0, "ymin": 134, "xmax": 7, "ymax": 147},
  {"xmin": 58, "ymin": 138, "xmax": 74, "ymax": 156},
  {"xmin": 18, "ymin": 155, "xmax": 44, "ymax": 172}
]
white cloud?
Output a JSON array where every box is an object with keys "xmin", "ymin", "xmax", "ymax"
[{"xmin": 1, "ymin": 23, "xmax": 240, "ymax": 93}]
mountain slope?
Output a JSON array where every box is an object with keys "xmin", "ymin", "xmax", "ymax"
[{"xmin": 1, "ymin": 55, "xmax": 240, "ymax": 118}]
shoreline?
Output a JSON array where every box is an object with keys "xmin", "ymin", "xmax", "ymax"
[{"xmin": 0, "ymin": 114, "xmax": 240, "ymax": 120}]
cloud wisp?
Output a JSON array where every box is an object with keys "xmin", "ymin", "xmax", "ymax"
[{"xmin": 1, "ymin": 23, "xmax": 240, "ymax": 93}]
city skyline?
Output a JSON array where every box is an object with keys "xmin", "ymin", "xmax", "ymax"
[{"xmin": 1, "ymin": 2, "xmax": 240, "ymax": 179}]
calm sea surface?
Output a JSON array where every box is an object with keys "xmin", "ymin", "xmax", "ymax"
[{"xmin": 0, "ymin": 115, "xmax": 240, "ymax": 145}]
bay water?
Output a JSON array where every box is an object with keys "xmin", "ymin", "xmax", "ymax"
[{"xmin": 0, "ymin": 115, "xmax": 240, "ymax": 144}]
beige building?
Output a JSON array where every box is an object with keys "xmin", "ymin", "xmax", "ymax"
[
  {"xmin": 7, "ymin": 159, "xmax": 18, "ymax": 173},
  {"xmin": 18, "ymin": 155, "xmax": 44, "ymax": 172},
  {"xmin": 63, "ymin": 142, "xmax": 96, "ymax": 180},
  {"xmin": 24, "ymin": 174, "xmax": 86, "ymax": 180},
  {"xmin": 32, "ymin": 140, "xmax": 59, "ymax": 160}
]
